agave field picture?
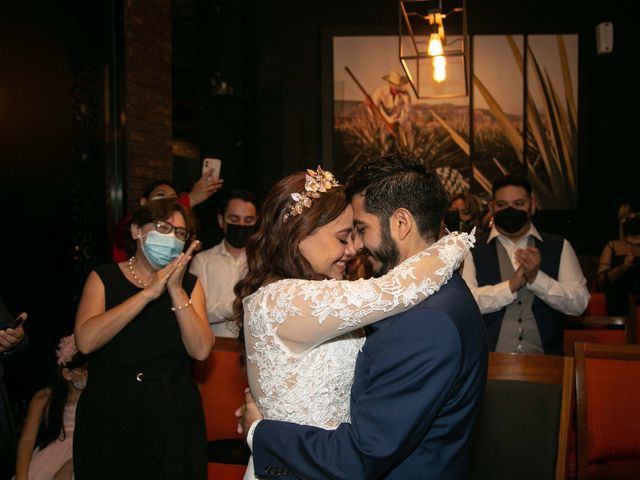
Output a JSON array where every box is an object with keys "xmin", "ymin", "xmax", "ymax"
[{"xmin": 330, "ymin": 33, "xmax": 578, "ymax": 209}]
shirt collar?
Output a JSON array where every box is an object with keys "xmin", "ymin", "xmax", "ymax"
[
  {"xmin": 486, "ymin": 223, "xmax": 543, "ymax": 244},
  {"xmin": 218, "ymin": 240, "xmax": 246, "ymax": 262}
]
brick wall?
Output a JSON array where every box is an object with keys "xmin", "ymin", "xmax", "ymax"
[{"xmin": 125, "ymin": 0, "xmax": 172, "ymax": 214}]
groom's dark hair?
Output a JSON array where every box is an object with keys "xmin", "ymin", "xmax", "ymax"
[{"xmin": 345, "ymin": 153, "xmax": 448, "ymax": 242}]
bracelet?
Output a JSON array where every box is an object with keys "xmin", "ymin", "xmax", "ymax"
[{"xmin": 171, "ymin": 298, "xmax": 193, "ymax": 312}]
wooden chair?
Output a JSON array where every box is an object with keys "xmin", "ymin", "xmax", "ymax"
[
  {"xmin": 470, "ymin": 352, "xmax": 574, "ymax": 480},
  {"xmin": 193, "ymin": 337, "xmax": 251, "ymax": 479},
  {"xmin": 574, "ymin": 342, "xmax": 640, "ymax": 480},
  {"xmin": 563, "ymin": 315, "xmax": 633, "ymax": 356}
]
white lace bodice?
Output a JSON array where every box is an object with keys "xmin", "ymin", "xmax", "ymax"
[{"xmin": 243, "ymin": 232, "xmax": 474, "ymax": 429}]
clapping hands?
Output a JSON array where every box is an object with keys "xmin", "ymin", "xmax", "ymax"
[
  {"xmin": 515, "ymin": 246, "xmax": 541, "ymax": 284},
  {"xmin": 144, "ymin": 241, "xmax": 200, "ymax": 300},
  {"xmin": 509, "ymin": 246, "xmax": 542, "ymax": 292}
]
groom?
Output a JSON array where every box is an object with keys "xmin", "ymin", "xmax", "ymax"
[{"xmin": 239, "ymin": 154, "xmax": 488, "ymax": 479}]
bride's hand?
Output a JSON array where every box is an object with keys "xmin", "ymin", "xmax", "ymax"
[{"xmin": 235, "ymin": 388, "xmax": 263, "ymax": 438}]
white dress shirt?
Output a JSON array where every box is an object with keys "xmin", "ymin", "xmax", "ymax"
[
  {"xmin": 461, "ymin": 224, "xmax": 590, "ymax": 316},
  {"xmin": 189, "ymin": 240, "xmax": 247, "ymax": 338}
]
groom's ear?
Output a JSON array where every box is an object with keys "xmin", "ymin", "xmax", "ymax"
[{"xmin": 391, "ymin": 208, "xmax": 413, "ymax": 241}]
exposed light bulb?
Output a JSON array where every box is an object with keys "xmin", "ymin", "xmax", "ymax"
[
  {"xmin": 427, "ymin": 33, "xmax": 444, "ymax": 56},
  {"xmin": 432, "ymin": 55, "xmax": 447, "ymax": 83}
]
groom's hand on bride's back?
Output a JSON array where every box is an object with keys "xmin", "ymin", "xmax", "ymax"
[{"xmin": 235, "ymin": 388, "xmax": 263, "ymax": 438}]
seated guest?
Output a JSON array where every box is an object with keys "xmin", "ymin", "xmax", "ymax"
[
  {"xmin": 597, "ymin": 202, "xmax": 640, "ymax": 315},
  {"xmin": 14, "ymin": 335, "xmax": 87, "ymax": 480},
  {"xmin": 462, "ymin": 175, "xmax": 589, "ymax": 355},
  {"xmin": 189, "ymin": 189, "xmax": 258, "ymax": 338}
]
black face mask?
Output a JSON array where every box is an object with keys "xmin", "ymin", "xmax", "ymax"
[
  {"xmin": 623, "ymin": 217, "xmax": 640, "ymax": 237},
  {"xmin": 494, "ymin": 207, "xmax": 529, "ymax": 234},
  {"xmin": 225, "ymin": 224, "xmax": 255, "ymax": 248}
]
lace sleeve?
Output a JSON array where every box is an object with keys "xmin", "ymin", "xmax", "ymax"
[{"xmin": 244, "ymin": 231, "xmax": 475, "ymax": 353}]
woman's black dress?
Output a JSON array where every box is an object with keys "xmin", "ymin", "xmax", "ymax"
[
  {"xmin": 605, "ymin": 251, "xmax": 640, "ymax": 315},
  {"xmin": 74, "ymin": 264, "xmax": 206, "ymax": 479}
]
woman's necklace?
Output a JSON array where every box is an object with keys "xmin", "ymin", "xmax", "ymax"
[{"xmin": 128, "ymin": 256, "xmax": 149, "ymax": 287}]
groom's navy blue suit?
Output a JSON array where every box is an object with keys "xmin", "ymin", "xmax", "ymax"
[{"xmin": 252, "ymin": 273, "xmax": 488, "ymax": 479}]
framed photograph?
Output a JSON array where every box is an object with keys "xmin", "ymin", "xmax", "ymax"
[{"xmin": 322, "ymin": 27, "xmax": 578, "ymax": 210}]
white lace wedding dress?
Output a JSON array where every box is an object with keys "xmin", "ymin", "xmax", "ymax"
[{"xmin": 242, "ymin": 232, "xmax": 474, "ymax": 479}]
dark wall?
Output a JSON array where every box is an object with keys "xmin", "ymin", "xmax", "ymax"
[
  {"xmin": 0, "ymin": 1, "xmax": 109, "ymax": 402},
  {"xmin": 247, "ymin": 0, "xmax": 636, "ymax": 255},
  {"xmin": 0, "ymin": 6, "xmax": 76, "ymax": 394},
  {"xmin": 172, "ymin": 0, "xmax": 258, "ymax": 247}
]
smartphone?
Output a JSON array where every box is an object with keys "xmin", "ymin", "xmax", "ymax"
[
  {"xmin": 202, "ymin": 158, "xmax": 222, "ymax": 180},
  {"xmin": 0, "ymin": 315, "xmax": 24, "ymax": 331}
]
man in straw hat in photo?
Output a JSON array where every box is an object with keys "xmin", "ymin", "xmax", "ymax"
[{"xmin": 367, "ymin": 70, "xmax": 413, "ymax": 148}]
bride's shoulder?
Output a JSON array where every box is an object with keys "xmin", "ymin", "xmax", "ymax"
[{"xmin": 246, "ymin": 277, "xmax": 338, "ymax": 300}]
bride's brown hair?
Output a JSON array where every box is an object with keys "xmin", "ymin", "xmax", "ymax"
[{"xmin": 233, "ymin": 171, "xmax": 348, "ymax": 348}]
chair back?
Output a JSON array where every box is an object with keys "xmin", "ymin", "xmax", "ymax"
[
  {"xmin": 563, "ymin": 315, "xmax": 632, "ymax": 356},
  {"xmin": 470, "ymin": 352, "xmax": 574, "ymax": 480},
  {"xmin": 574, "ymin": 342, "xmax": 640, "ymax": 480},
  {"xmin": 193, "ymin": 337, "xmax": 248, "ymax": 442}
]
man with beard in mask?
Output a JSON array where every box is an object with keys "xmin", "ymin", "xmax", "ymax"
[
  {"xmin": 190, "ymin": 189, "xmax": 257, "ymax": 337},
  {"xmin": 237, "ymin": 154, "xmax": 488, "ymax": 479},
  {"xmin": 462, "ymin": 175, "xmax": 589, "ymax": 355}
]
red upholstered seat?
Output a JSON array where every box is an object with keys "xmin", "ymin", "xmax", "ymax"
[
  {"xmin": 564, "ymin": 329, "xmax": 626, "ymax": 357},
  {"xmin": 193, "ymin": 341, "xmax": 248, "ymax": 443},
  {"xmin": 563, "ymin": 316, "xmax": 631, "ymax": 357},
  {"xmin": 585, "ymin": 358, "xmax": 640, "ymax": 461},
  {"xmin": 193, "ymin": 338, "xmax": 251, "ymax": 478},
  {"xmin": 585, "ymin": 292, "xmax": 607, "ymax": 316},
  {"xmin": 575, "ymin": 342, "xmax": 640, "ymax": 480}
]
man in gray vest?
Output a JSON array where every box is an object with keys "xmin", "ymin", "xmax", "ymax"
[{"xmin": 461, "ymin": 175, "xmax": 589, "ymax": 355}]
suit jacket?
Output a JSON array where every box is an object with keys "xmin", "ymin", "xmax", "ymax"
[{"xmin": 252, "ymin": 273, "xmax": 489, "ymax": 479}]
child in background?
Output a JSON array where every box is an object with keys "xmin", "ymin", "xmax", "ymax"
[{"xmin": 13, "ymin": 335, "xmax": 87, "ymax": 480}]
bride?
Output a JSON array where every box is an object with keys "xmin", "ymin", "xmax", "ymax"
[{"xmin": 233, "ymin": 167, "xmax": 473, "ymax": 479}]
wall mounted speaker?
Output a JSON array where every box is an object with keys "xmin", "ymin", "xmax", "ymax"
[{"xmin": 596, "ymin": 22, "xmax": 614, "ymax": 55}]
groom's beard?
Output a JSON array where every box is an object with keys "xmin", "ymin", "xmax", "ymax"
[{"xmin": 366, "ymin": 224, "xmax": 400, "ymax": 277}]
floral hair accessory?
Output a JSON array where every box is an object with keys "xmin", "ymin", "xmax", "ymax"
[
  {"xmin": 56, "ymin": 334, "xmax": 78, "ymax": 366},
  {"xmin": 283, "ymin": 166, "xmax": 340, "ymax": 222}
]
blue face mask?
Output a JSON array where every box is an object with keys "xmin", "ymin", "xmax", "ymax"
[{"xmin": 141, "ymin": 230, "xmax": 185, "ymax": 268}]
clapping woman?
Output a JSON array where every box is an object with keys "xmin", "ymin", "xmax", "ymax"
[{"xmin": 73, "ymin": 199, "xmax": 213, "ymax": 479}]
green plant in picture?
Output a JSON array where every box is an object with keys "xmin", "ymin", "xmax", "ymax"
[
  {"xmin": 337, "ymin": 105, "xmax": 467, "ymax": 179},
  {"xmin": 431, "ymin": 35, "xmax": 577, "ymax": 209}
]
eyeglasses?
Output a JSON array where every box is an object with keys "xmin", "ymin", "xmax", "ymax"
[{"xmin": 155, "ymin": 220, "xmax": 189, "ymax": 242}]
